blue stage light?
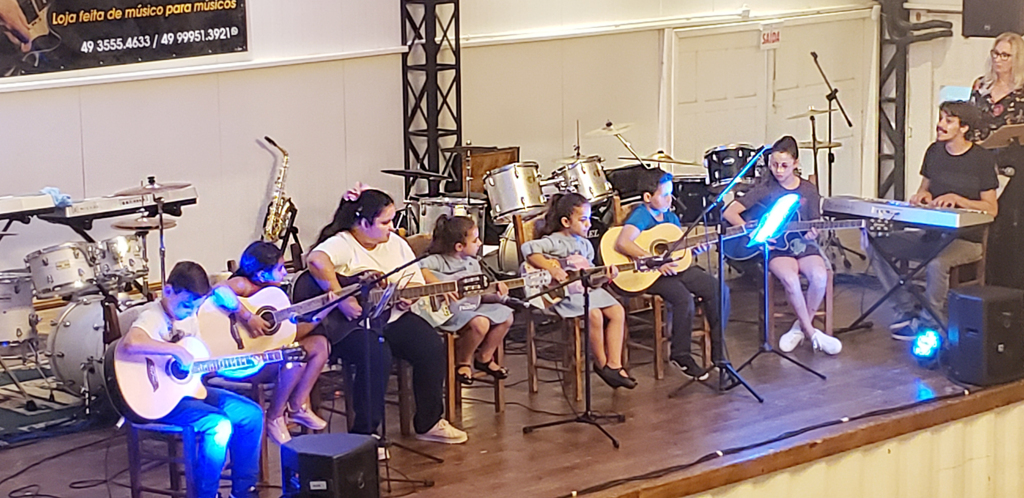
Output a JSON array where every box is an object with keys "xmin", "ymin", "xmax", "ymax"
[
  {"xmin": 748, "ymin": 193, "xmax": 801, "ymax": 247},
  {"xmin": 912, "ymin": 328, "xmax": 942, "ymax": 362}
]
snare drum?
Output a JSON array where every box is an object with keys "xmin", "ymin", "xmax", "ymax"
[
  {"xmin": 483, "ymin": 162, "xmax": 546, "ymax": 224},
  {"xmin": 25, "ymin": 242, "xmax": 98, "ymax": 298},
  {"xmin": 0, "ymin": 270, "xmax": 35, "ymax": 344},
  {"xmin": 94, "ymin": 235, "xmax": 148, "ymax": 284},
  {"xmin": 414, "ymin": 197, "xmax": 488, "ymax": 235},
  {"xmin": 554, "ymin": 155, "xmax": 613, "ymax": 204},
  {"xmin": 47, "ymin": 297, "xmax": 106, "ymax": 395},
  {"xmin": 704, "ymin": 144, "xmax": 762, "ymax": 187}
]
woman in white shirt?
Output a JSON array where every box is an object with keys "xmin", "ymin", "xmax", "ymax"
[{"xmin": 304, "ymin": 188, "xmax": 467, "ymax": 444}]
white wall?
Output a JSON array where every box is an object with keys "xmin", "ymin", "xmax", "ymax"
[{"xmin": 462, "ymin": 1, "xmax": 875, "ymax": 39}]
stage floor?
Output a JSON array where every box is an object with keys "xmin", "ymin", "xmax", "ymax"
[{"xmin": 0, "ymin": 271, "xmax": 1016, "ymax": 498}]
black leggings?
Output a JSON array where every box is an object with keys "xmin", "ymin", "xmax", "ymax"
[
  {"xmin": 644, "ymin": 267, "xmax": 728, "ymax": 362},
  {"xmin": 326, "ymin": 312, "xmax": 446, "ymax": 435}
]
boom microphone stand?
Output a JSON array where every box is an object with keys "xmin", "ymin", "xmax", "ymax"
[
  {"xmin": 811, "ymin": 51, "xmax": 865, "ymax": 269},
  {"xmin": 522, "ymin": 268, "xmax": 626, "ymax": 448},
  {"xmin": 669, "ymin": 147, "xmax": 768, "ymax": 402}
]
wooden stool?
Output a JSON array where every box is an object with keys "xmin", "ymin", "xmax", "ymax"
[
  {"xmin": 445, "ymin": 332, "xmax": 506, "ymax": 425},
  {"xmin": 126, "ymin": 422, "xmax": 199, "ymax": 498},
  {"xmin": 623, "ymin": 295, "xmax": 712, "ymax": 378}
]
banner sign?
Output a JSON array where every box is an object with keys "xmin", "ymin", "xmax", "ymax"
[{"xmin": 0, "ymin": 0, "xmax": 247, "ymax": 77}]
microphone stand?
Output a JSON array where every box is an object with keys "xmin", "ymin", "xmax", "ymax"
[
  {"xmin": 521, "ymin": 267, "xmax": 626, "ymax": 448},
  {"xmin": 810, "ymin": 51, "xmax": 865, "ymax": 269},
  {"xmin": 670, "ymin": 147, "xmax": 768, "ymax": 402}
]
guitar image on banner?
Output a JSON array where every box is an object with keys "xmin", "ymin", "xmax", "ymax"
[
  {"xmin": 1, "ymin": 0, "xmax": 58, "ymax": 76},
  {"xmin": 104, "ymin": 338, "xmax": 306, "ymax": 422},
  {"xmin": 416, "ymin": 270, "xmax": 552, "ymax": 328}
]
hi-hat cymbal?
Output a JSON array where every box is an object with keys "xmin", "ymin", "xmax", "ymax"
[
  {"xmin": 786, "ymin": 108, "xmax": 836, "ymax": 120},
  {"xmin": 115, "ymin": 181, "xmax": 192, "ymax": 197},
  {"xmin": 797, "ymin": 140, "xmax": 842, "ymax": 149},
  {"xmin": 585, "ymin": 122, "xmax": 634, "ymax": 137},
  {"xmin": 381, "ymin": 169, "xmax": 450, "ymax": 181},
  {"xmin": 112, "ymin": 217, "xmax": 178, "ymax": 231},
  {"xmin": 617, "ymin": 152, "xmax": 700, "ymax": 166}
]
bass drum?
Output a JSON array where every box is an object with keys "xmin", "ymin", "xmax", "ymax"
[{"xmin": 47, "ymin": 297, "xmax": 107, "ymax": 396}]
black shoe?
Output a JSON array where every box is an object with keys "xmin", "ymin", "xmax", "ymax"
[
  {"xmin": 670, "ymin": 356, "xmax": 710, "ymax": 381},
  {"xmin": 455, "ymin": 365, "xmax": 474, "ymax": 385},
  {"xmin": 473, "ymin": 358, "xmax": 510, "ymax": 380},
  {"xmin": 593, "ymin": 364, "xmax": 632, "ymax": 389},
  {"xmin": 614, "ymin": 368, "xmax": 637, "ymax": 389}
]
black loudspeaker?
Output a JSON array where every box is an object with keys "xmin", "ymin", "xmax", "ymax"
[
  {"xmin": 281, "ymin": 434, "xmax": 379, "ymax": 498},
  {"xmin": 963, "ymin": 0, "xmax": 1024, "ymax": 37},
  {"xmin": 947, "ymin": 285, "xmax": 1024, "ymax": 385}
]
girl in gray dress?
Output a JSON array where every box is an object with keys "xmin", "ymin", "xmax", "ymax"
[
  {"xmin": 421, "ymin": 216, "xmax": 514, "ymax": 386},
  {"xmin": 521, "ymin": 193, "xmax": 635, "ymax": 389}
]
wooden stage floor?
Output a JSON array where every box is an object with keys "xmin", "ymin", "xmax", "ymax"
[{"xmin": 2, "ymin": 273, "xmax": 1022, "ymax": 498}]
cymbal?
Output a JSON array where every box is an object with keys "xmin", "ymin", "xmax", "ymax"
[
  {"xmin": 381, "ymin": 169, "xmax": 450, "ymax": 181},
  {"xmin": 786, "ymin": 108, "xmax": 836, "ymax": 120},
  {"xmin": 617, "ymin": 153, "xmax": 700, "ymax": 166},
  {"xmin": 115, "ymin": 181, "xmax": 192, "ymax": 197},
  {"xmin": 585, "ymin": 122, "xmax": 634, "ymax": 137},
  {"xmin": 798, "ymin": 140, "xmax": 842, "ymax": 149},
  {"xmin": 112, "ymin": 217, "xmax": 178, "ymax": 231}
]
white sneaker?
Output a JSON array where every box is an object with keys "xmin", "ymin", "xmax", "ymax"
[
  {"xmin": 288, "ymin": 404, "xmax": 328, "ymax": 431},
  {"xmin": 267, "ymin": 416, "xmax": 292, "ymax": 445},
  {"xmin": 779, "ymin": 328, "xmax": 804, "ymax": 353},
  {"xmin": 812, "ymin": 330, "xmax": 843, "ymax": 355},
  {"xmin": 415, "ymin": 419, "xmax": 468, "ymax": 444}
]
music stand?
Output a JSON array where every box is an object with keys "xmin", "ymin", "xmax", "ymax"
[
  {"xmin": 979, "ymin": 123, "xmax": 1024, "ymax": 150},
  {"xmin": 733, "ymin": 194, "xmax": 826, "ymax": 382}
]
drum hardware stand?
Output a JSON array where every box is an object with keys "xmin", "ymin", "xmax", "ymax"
[
  {"xmin": 0, "ymin": 354, "xmax": 39, "ymax": 411},
  {"xmin": 810, "ymin": 51, "xmax": 865, "ymax": 269},
  {"xmin": 522, "ymin": 269, "xmax": 626, "ymax": 449},
  {"xmin": 733, "ymin": 237, "xmax": 827, "ymax": 381},
  {"xmin": 670, "ymin": 147, "xmax": 768, "ymax": 402},
  {"xmin": 605, "ymin": 120, "xmax": 649, "ymax": 167}
]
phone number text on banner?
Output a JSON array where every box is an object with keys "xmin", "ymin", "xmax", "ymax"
[{"xmin": 1, "ymin": 0, "xmax": 247, "ymax": 77}]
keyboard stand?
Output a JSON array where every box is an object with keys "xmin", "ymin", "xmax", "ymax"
[{"xmin": 835, "ymin": 230, "xmax": 956, "ymax": 335}]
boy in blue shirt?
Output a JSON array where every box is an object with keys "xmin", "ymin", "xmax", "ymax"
[{"xmin": 614, "ymin": 168, "xmax": 728, "ymax": 380}]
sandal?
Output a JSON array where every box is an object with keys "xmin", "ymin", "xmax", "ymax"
[
  {"xmin": 455, "ymin": 364, "xmax": 474, "ymax": 385},
  {"xmin": 473, "ymin": 358, "xmax": 510, "ymax": 380}
]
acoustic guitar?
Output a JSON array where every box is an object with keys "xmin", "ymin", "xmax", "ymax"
[{"xmin": 104, "ymin": 337, "xmax": 305, "ymax": 422}]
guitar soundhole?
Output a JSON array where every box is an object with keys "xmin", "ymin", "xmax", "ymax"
[
  {"xmin": 652, "ymin": 242, "xmax": 668, "ymax": 256},
  {"xmin": 167, "ymin": 360, "xmax": 189, "ymax": 381},
  {"xmin": 258, "ymin": 309, "xmax": 279, "ymax": 334}
]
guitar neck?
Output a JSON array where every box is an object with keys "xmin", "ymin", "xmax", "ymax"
[{"xmin": 192, "ymin": 350, "xmax": 283, "ymax": 374}]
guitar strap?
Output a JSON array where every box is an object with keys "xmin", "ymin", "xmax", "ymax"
[{"xmin": 228, "ymin": 315, "xmax": 244, "ymax": 351}]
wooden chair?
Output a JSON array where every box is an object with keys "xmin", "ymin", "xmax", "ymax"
[
  {"xmin": 949, "ymin": 227, "xmax": 989, "ymax": 289},
  {"xmin": 404, "ymin": 232, "xmax": 505, "ymax": 425},
  {"xmin": 610, "ymin": 196, "xmax": 713, "ymax": 378},
  {"xmin": 125, "ymin": 422, "xmax": 200, "ymax": 498},
  {"xmin": 513, "ymin": 214, "xmax": 587, "ymax": 401}
]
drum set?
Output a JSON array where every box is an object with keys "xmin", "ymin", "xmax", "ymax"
[{"xmin": 0, "ymin": 180, "xmax": 189, "ymax": 411}]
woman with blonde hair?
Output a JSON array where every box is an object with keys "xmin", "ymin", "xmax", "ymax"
[{"xmin": 970, "ymin": 32, "xmax": 1024, "ymax": 141}]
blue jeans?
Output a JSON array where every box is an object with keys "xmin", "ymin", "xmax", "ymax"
[{"xmin": 157, "ymin": 387, "xmax": 264, "ymax": 498}]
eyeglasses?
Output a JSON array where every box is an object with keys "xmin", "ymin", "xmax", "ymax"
[{"xmin": 991, "ymin": 50, "xmax": 1013, "ymax": 61}]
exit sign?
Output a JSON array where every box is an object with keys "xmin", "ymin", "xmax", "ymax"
[{"xmin": 761, "ymin": 23, "xmax": 782, "ymax": 50}]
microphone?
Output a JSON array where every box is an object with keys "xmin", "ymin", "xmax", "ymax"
[
  {"xmin": 264, "ymin": 136, "xmax": 279, "ymax": 147},
  {"xmin": 811, "ymin": 51, "xmax": 818, "ymax": 60}
]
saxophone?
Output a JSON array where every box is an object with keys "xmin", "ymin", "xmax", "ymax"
[{"xmin": 262, "ymin": 136, "xmax": 294, "ymax": 243}]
